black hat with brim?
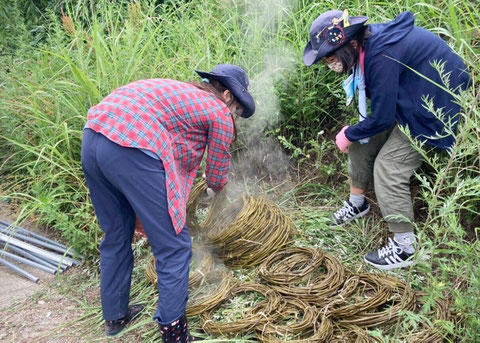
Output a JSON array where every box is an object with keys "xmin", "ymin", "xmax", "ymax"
[
  {"xmin": 303, "ymin": 10, "xmax": 368, "ymax": 66},
  {"xmin": 195, "ymin": 64, "xmax": 255, "ymax": 118}
]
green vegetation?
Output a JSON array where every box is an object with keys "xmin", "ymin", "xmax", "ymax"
[{"xmin": 0, "ymin": 0, "xmax": 478, "ymax": 341}]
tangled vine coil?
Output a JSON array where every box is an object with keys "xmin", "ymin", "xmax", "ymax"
[
  {"xmin": 260, "ymin": 251, "xmax": 346, "ymax": 305},
  {"xmin": 258, "ymin": 246, "xmax": 325, "ymax": 285},
  {"xmin": 145, "ymin": 243, "xmax": 215, "ymax": 288},
  {"xmin": 201, "ymin": 283, "xmax": 284, "ymax": 335},
  {"xmin": 334, "ymin": 273, "xmax": 416, "ymax": 328},
  {"xmin": 256, "ymin": 297, "xmax": 333, "ymax": 343},
  {"xmin": 186, "ymin": 181, "xmax": 229, "ymax": 236},
  {"xmin": 408, "ymin": 292, "xmax": 451, "ymax": 342},
  {"xmin": 186, "ymin": 180, "xmax": 294, "ymax": 268},
  {"xmin": 144, "ymin": 179, "xmax": 448, "ymax": 341},
  {"xmin": 186, "ymin": 270, "xmax": 236, "ymax": 317}
]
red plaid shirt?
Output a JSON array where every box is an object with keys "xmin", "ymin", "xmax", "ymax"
[{"xmin": 86, "ymin": 79, "xmax": 234, "ymax": 234}]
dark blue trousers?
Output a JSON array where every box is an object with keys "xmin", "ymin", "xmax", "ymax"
[{"xmin": 81, "ymin": 129, "xmax": 192, "ymax": 324}]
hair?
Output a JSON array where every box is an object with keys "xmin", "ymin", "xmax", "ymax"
[
  {"xmin": 190, "ymin": 79, "xmax": 231, "ymax": 104},
  {"xmin": 332, "ymin": 26, "xmax": 371, "ymax": 72},
  {"xmin": 189, "ymin": 79, "xmax": 238, "ymax": 141}
]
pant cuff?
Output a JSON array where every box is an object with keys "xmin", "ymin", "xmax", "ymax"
[
  {"xmin": 387, "ymin": 221, "xmax": 414, "ymax": 233},
  {"xmin": 154, "ymin": 311, "xmax": 184, "ymax": 325},
  {"xmin": 351, "ymin": 179, "xmax": 370, "ymax": 190}
]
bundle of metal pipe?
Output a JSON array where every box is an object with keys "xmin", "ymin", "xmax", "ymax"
[{"xmin": 0, "ymin": 220, "xmax": 82, "ymax": 283}]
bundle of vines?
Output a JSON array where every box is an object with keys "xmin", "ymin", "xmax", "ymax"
[
  {"xmin": 186, "ymin": 180, "xmax": 294, "ymax": 268},
  {"xmin": 145, "ymin": 243, "xmax": 216, "ymax": 288},
  {"xmin": 143, "ymin": 180, "xmax": 450, "ymax": 341}
]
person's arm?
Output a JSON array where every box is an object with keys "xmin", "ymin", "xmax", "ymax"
[
  {"xmin": 204, "ymin": 115, "xmax": 234, "ymax": 192},
  {"xmin": 345, "ymin": 53, "xmax": 402, "ymax": 141}
]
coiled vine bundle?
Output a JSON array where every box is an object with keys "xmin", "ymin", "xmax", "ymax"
[{"xmin": 143, "ymin": 180, "xmax": 442, "ymax": 341}]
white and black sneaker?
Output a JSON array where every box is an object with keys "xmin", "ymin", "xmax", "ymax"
[
  {"xmin": 364, "ymin": 238, "xmax": 414, "ymax": 270},
  {"xmin": 331, "ymin": 200, "xmax": 370, "ymax": 226}
]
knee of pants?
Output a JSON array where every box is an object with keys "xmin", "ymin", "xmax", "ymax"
[
  {"xmin": 348, "ymin": 160, "xmax": 374, "ymax": 188},
  {"xmin": 373, "ymin": 157, "xmax": 413, "ymax": 214},
  {"xmin": 373, "ymin": 158, "xmax": 390, "ymax": 189}
]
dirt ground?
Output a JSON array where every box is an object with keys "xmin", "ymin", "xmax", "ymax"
[
  {"xmin": 0, "ymin": 205, "xmax": 154, "ymax": 343},
  {"xmin": 0, "ymin": 268, "xmax": 87, "ymax": 343},
  {"xmin": 0, "ymin": 201, "xmax": 94, "ymax": 342},
  {"xmin": 0, "ymin": 203, "xmax": 87, "ymax": 342}
]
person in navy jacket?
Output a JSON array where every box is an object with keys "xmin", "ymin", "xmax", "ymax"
[{"xmin": 303, "ymin": 10, "xmax": 470, "ymax": 270}]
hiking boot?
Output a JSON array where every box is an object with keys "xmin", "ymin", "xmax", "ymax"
[
  {"xmin": 331, "ymin": 200, "xmax": 370, "ymax": 226},
  {"xmin": 105, "ymin": 304, "xmax": 144, "ymax": 336},
  {"xmin": 364, "ymin": 238, "xmax": 414, "ymax": 270}
]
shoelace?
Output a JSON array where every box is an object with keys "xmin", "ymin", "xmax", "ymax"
[
  {"xmin": 378, "ymin": 238, "xmax": 403, "ymax": 258},
  {"xmin": 334, "ymin": 201, "xmax": 356, "ymax": 219}
]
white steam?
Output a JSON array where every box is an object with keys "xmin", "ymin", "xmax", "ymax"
[{"xmin": 231, "ymin": 0, "xmax": 298, "ymax": 190}]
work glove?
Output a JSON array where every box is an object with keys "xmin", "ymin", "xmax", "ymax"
[
  {"xmin": 198, "ymin": 187, "xmax": 216, "ymax": 207},
  {"xmin": 335, "ymin": 126, "xmax": 351, "ymax": 153},
  {"xmin": 199, "ymin": 173, "xmax": 217, "ymax": 206},
  {"xmin": 205, "ymin": 187, "xmax": 215, "ymax": 199}
]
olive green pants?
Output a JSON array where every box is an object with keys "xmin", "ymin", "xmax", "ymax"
[{"xmin": 348, "ymin": 125, "xmax": 423, "ymax": 233}]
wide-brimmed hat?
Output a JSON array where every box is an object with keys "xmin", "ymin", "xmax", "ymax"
[
  {"xmin": 303, "ymin": 10, "xmax": 368, "ymax": 66},
  {"xmin": 195, "ymin": 64, "xmax": 255, "ymax": 118}
]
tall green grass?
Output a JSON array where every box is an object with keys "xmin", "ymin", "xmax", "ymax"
[{"xmin": 0, "ymin": 0, "xmax": 479, "ymax": 341}]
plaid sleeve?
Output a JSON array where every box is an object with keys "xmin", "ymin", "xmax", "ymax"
[{"xmin": 205, "ymin": 114, "xmax": 234, "ymax": 192}]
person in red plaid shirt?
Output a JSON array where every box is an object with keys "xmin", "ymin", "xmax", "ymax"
[{"xmin": 81, "ymin": 64, "xmax": 255, "ymax": 341}]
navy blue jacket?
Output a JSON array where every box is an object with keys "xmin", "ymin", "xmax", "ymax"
[{"xmin": 345, "ymin": 12, "xmax": 470, "ymax": 149}]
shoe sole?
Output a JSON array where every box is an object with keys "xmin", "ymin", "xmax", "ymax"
[
  {"xmin": 363, "ymin": 256, "xmax": 413, "ymax": 270},
  {"xmin": 330, "ymin": 205, "xmax": 370, "ymax": 228}
]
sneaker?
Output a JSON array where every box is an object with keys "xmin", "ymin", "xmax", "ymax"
[
  {"xmin": 331, "ymin": 200, "xmax": 370, "ymax": 226},
  {"xmin": 364, "ymin": 238, "xmax": 414, "ymax": 270},
  {"xmin": 105, "ymin": 304, "xmax": 144, "ymax": 336}
]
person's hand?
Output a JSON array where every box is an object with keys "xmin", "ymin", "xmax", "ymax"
[
  {"xmin": 335, "ymin": 126, "xmax": 351, "ymax": 153},
  {"xmin": 198, "ymin": 187, "xmax": 216, "ymax": 207},
  {"xmin": 205, "ymin": 187, "xmax": 215, "ymax": 200}
]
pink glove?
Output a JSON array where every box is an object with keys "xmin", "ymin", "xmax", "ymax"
[{"xmin": 335, "ymin": 126, "xmax": 351, "ymax": 153}]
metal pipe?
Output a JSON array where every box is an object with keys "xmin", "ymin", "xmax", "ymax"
[
  {"xmin": 28, "ymin": 251, "xmax": 68, "ymax": 270},
  {"xmin": 0, "ymin": 233, "xmax": 74, "ymax": 267},
  {"xmin": 0, "ymin": 221, "xmax": 82, "ymax": 258},
  {"xmin": 0, "ymin": 220, "xmax": 68, "ymax": 249},
  {"xmin": 0, "ymin": 227, "xmax": 75, "ymax": 257},
  {"xmin": 0, "ymin": 242, "xmax": 63, "ymax": 273},
  {"xmin": 29, "ymin": 249, "xmax": 76, "ymax": 269},
  {"xmin": 0, "ymin": 257, "xmax": 39, "ymax": 283},
  {"xmin": 0, "ymin": 232, "xmax": 80, "ymax": 266},
  {"xmin": 0, "ymin": 250, "xmax": 57, "ymax": 274}
]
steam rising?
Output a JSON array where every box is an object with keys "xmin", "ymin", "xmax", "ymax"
[{"xmin": 231, "ymin": 0, "xmax": 298, "ymax": 189}]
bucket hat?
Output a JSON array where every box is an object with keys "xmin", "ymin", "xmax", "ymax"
[
  {"xmin": 195, "ymin": 64, "xmax": 256, "ymax": 118},
  {"xmin": 303, "ymin": 10, "xmax": 368, "ymax": 66}
]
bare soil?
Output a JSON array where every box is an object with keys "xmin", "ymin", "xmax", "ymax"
[
  {"xmin": 0, "ymin": 268, "xmax": 87, "ymax": 343},
  {"xmin": 0, "ymin": 205, "xmax": 151, "ymax": 342},
  {"xmin": 0, "ymin": 203, "xmax": 86, "ymax": 342}
]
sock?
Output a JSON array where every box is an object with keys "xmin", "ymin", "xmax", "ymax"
[
  {"xmin": 394, "ymin": 232, "xmax": 416, "ymax": 253},
  {"xmin": 349, "ymin": 193, "xmax": 365, "ymax": 208}
]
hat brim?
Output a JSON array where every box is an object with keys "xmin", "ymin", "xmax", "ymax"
[
  {"xmin": 195, "ymin": 70, "xmax": 255, "ymax": 118},
  {"xmin": 303, "ymin": 16, "xmax": 368, "ymax": 66},
  {"xmin": 302, "ymin": 41, "xmax": 319, "ymax": 67}
]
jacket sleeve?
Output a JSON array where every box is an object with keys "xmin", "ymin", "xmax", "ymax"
[
  {"xmin": 345, "ymin": 52, "xmax": 402, "ymax": 141},
  {"xmin": 205, "ymin": 114, "xmax": 234, "ymax": 192}
]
